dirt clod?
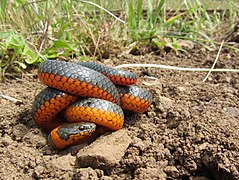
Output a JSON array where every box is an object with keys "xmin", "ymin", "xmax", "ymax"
[
  {"xmin": 77, "ymin": 129, "xmax": 132, "ymax": 169},
  {"xmin": 1, "ymin": 135, "xmax": 13, "ymax": 146},
  {"xmin": 51, "ymin": 154, "xmax": 76, "ymax": 171},
  {"xmin": 75, "ymin": 167, "xmax": 105, "ymax": 180},
  {"xmin": 164, "ymin": 166, "xmax": 180, "ymax": 178},
  {"xmin": 134, "ymin": 167, "xmax": 167, "ymax": 179},
  {"xmin": 12, "ymin": 124, "xmax": 28, "ymax": 141}
]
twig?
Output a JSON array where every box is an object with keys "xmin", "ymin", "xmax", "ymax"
[
  {"xmin": 203, "ymin": 40, "xmax": 224, "ymax": 82},
  {"xmin": 0, "ymin": 94, "xmax": 23, "ymax": 105},
  {"xmin": 75, "ymin": 0, "xmax": 125, "ymax": 24},
  {"xmin": 142, "ymin": 76, "xmax": 159, "ymax": 80},
  {"xmin": 114, "ymin": 64, "xmax": 239, "ymax": 72}
]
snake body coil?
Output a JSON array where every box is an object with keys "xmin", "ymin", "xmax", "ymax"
[{"xmin": 33, "ymin": 60, "xmax": 152, "ymax": 149}]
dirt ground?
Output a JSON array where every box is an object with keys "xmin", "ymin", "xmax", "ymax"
[{"xmin": 0, "ymin": 48, "xmax": 239, "ymax": 180}]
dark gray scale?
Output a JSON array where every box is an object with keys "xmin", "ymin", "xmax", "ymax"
[
  {"xmin": 78, "ymin": 62, "xmax": 137, "ymax": 81},
  {"xmin": 116, "ymin": 85, "xmax": 153, "ymax": 103},
  {"xmin": 38, "ymin": 60, "xmax": 120, "ymax": 104}
]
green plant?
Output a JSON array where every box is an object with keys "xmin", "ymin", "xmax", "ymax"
[
  {"xmin": 125, "ymin": 0, "xmax": 166, "ymax": 41},
  {"xmin": 1, "ymin": 0, "xmax": 239, "ymax": 79},
  {"xmin": 0, "ymin": 0, "xmax": 110, "ymax": 76},
  {"xmin": 121, "ymin": 0, "xmax": 239, "ymax": 53},
  {"xmin": 122, "ymin": 0, "xmax": 189, "ymax": 53},
  {"xmin": 0, "ymin": 31, "xmax": 40, "ymax": 78}
]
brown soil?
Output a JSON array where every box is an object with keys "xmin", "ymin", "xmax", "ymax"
[{"xmin": 0, "ymin": 48, "xmax": 239, "ymax": 180}]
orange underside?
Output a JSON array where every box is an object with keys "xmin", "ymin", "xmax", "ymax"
[
  {"xmin": 119, "ymin": 93, "xmax": 151, "ymax": 113},
  {"xmin": 64, "ymin": 106, "xmax": 124, "ymax": 131},
  {"xmin": 105, "ymin": 74, "xmax": 137, "ymax": 85},
  {"xmin": 38, "ymin": 72, "xmax": 117, "ymax": 104},
  {"xmin": 34, "ymin": 93, "xmax": 77, "ymax": 131}
]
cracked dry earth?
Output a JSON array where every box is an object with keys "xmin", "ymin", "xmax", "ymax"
[{"xmin": 0, "ymin": 48, "xmax": 239, "ymax": 180}]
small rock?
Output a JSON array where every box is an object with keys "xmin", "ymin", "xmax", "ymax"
[
  {"xmin": 77, "ymin": 129, "xmax": 132, "ymax": 169},
  {"xmin": 185, "ymin": 160, "xmax": 197, "ymax": 171},
  {"xmin": 207, "ymin": 77, "xmax": 213, "ymax": 81},
  {"xmin": 198, "ymin": 142, "xmax": 210, "ymax": 151},
  {"xmin": 223, "ymin": 107, "xmax": 239, "ymax": 117},
  {"xmin": 194, "ymin": 132, "xmax": 204, "ymax": 143},
  {"xmin": 12, "ymin": 124, "xmax": 28, "ymax": 141},
  {"xmin": 51, "ymin": 154, "xmax": 75, "ymax": 171},
  {"xmin": 177, "ymin": 39, "xmax": 195, "ymax": 49},
  {"xmin": 75, "ymin": 167, "xmax": 104, "ymax": 180},
  {"xmin": 61, "ymin": 173, "xmax": 72, "ymax": 180},
  {"xmin": 101, "ymin": 176, "xmax": 113, "ymax": 180},
  {"xmin": 224, "ymin": 77, "xmax": 231, "ymax": 83},
  {"xmin": 147, "ymin": 111, "xmax": 156, "ymax": 117},
  {"xmin": 1, "ymin": 135, "xmax": 13, "ymax": 146},
  {"xmin": 158, "ymin": 160, "xmax": 168, "ymax": 167},
  {"xmin": 131, "ymin": 137, "xmax": 145, "ymax": 151},
  {"xmin": 156, "ymin": 96, "xmax": 173, "ymax": 112},
  {"xmin": 0, "ymin": 98, "xmax": 7, "ymax": 105},
  {"xmin": 182, "ymin": 108, "xmax": 191, "ymax": 118},
  {"xmin": 103, "ymin": 59, "xmax": 114, "ymax": 67},
  {"xmin": 164, "ymin": 166, "xmax": 179, "ymax": 178},
  {"xmin": 134, "ymin": 167, "xmax": 167, "ymax": 179},
  {"xmin": 177, "ymin": 86, "xmax": 186, "ymax": 92},
  {"xmin": 33, "ymin": 165, "xmax": 45, "ymax": 178}
]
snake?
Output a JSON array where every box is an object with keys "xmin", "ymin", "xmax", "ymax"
[{"xmin": 33, "ymin": 60, "xmax": 152, "ymax": 150}]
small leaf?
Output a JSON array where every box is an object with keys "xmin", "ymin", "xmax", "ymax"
[
  {"xmin": 24, "ymin": 55, "xmax": 40, "ymax": 64},
  {"xmin": 16, "ymin": 0, "xmax": 26, "ymax": 4},
  {"xmin": 44, "ymin": 53, "xmax": 58, "ymax": 59},
  {"xmin": 52, "ymin": 39, "xmax": 73, "ymax": 49},
  {"xmin": 153, "ymin": 40, "xmax": 166, "ymax": 48},
  {"xmin": 12, "ymin": 65, "xmax": 22, "ymax": 73},
  {"xmin": 22, "ymin": 46, "xmax": 40, "ymax": 64}
]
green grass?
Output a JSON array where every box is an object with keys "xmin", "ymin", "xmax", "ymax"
[{"xmin": 0, "ymin": 0, "xmax": 239, "ymax": 79}]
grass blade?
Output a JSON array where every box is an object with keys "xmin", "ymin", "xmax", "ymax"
[
  {"xmin": 153, "ymin": 0, "xmax": 165, "ymax": 26},
  {"xmin": 147, "ymin": 0, "xmax": 153, "ymax": 28},
  {"xmin": 0, "ymin": 0, "xmax": 7, "ymax": 17},
  {"xmin": 163, "ymin": 13, "xmax": 183, "ymax": 27},
  {"xmin": 136, "ymin": 0, "xmax": 143, "ymax": 28}
]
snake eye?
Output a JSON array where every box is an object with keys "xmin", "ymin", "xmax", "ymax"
[{"xmin": 78, "ymin": 125, "xmax": 85, "ymax": 131}]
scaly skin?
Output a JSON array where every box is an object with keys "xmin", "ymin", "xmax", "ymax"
[
  {"xmin": 78, "ymin": 62, "xmax": 137, "ymax": 85},
  {"xmin": 64, "ymin": 98, "xmax": 124, "ymax": 131},
  {"xmin": 38, "ymin": 60, "xmax": 120, "ymax": 104},
  {"xmin": 32, "ymin": 87, "xmax": 78, "ymax": 131},
  {"xmin": 33, "ymin": 60, "xmax": 152, "ymax": 150},
  {"xmin": 116, "ymin": 85, "xmax": 152, "ymax": 113}
]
